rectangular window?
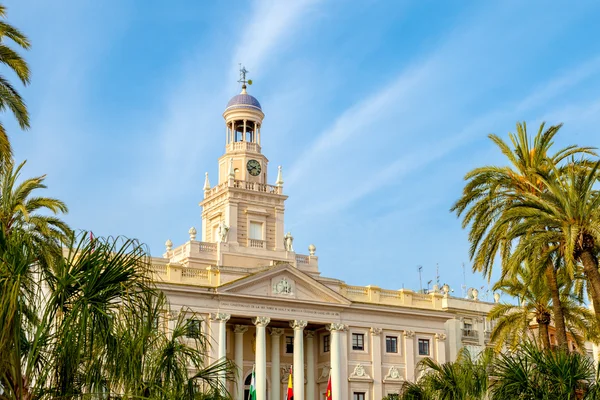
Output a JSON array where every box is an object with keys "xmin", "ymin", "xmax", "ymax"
[
  {"xmin": 285, "ymin": 336, "xmax": 294, "ymax": 354},
  {"xmin": 323, "ymin": 334, "xmax": 330, "ymax": 353},
  {"xmin": 186, "ymin": 319, "xmax": 200, "ymax": 338},
  {"xmin": 352, "ymin": 333, "xmax": 364, "ymax": 351},
  {"xmin": 418, "ymin": 339, "xmax": 430, "ymax": 356},
  {"xmin": 353, "ymin": 393, "xmax": 366, "ymax": 400},
  {"xmin": 386, "ymin": 336, "xmax": 398, "ymax": 353},
  {"xmin": 249, "ymin": 222, "xmax": 263, "ymax": 240}
]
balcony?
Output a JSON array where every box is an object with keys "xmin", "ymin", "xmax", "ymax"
[
  {"xmin": 248, "ymin": 238, "xmax": 267, "ymax": 249},
  {"xmin": 462, "ymin": 329, "xmax": 479, "ymax": 341},
  {"xmin": 226, "ymin": 141, "xmax": 261, "ymax": 153}
]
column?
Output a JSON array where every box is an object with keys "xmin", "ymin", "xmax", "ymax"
[
  {"xmin": 327, "ymin": 323, "xmax": 346, "ymax": 400},
  {"xmin": 234, "ymin": 325, "xmax": 248, "ymax": 400},
  {"xmin": 435, "ymin": 333, "xmax": 447, "ymax": 364},
  {"xmin": 253, "ymin": 317, "xmax": 270, "ymax": 400},
  {"xmin": 370, "ymin": 328, "xmax": 383, "ymax": 400},
  {"xmin": 257, "ymin": 123, "xmax": 261, "ymax": 145},
  {"xmin": 305, "ymin": 331, "xmax": 315, "ymax": 400},
  {"xmin": 211, "ymin": 313, "xmax": 231, "ymax": 389},
  {"xmin": 270, "ymin": 328, "xmax": 284, "ymax": 400},
  {"xmin": 243, "ymin": 119, "xmax": 247, "ymax": 141},
  {"xmin": 290, "ymin": 320, "xmax": 307, "ymax": 400},
  {"xmin": 403, "ymin": 330, "xmax": 416, "ymax": 381}
]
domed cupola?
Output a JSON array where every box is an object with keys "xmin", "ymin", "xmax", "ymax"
[{"xmin": 223, "ymin": 66, "xmax": 264, "ymax": 147}]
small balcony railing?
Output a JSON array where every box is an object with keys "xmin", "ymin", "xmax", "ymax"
[
  {"xmin": 248, "ymin": 239, "xmax": 266, "ymax": 249},
  {"xmin": 462, "ymin": 329, "xmax": 479, "ymax": 340}
]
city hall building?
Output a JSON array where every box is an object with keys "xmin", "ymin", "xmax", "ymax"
[{"xmin": 150, "ymin": 78, "xmax": 495, "ymax": 400}]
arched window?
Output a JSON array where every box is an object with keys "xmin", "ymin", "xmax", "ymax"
[{"xmin": 244, "ymin": 372, "xmax": 268, "ymax": 399}]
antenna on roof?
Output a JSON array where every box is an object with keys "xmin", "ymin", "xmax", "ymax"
[
  {"xmin": 418, "ymin": 265, "xmax": 423, "ymax": 293},
  {"xmin": 461, "ymin": 262, "xmax": 467, "ymax": 298}
]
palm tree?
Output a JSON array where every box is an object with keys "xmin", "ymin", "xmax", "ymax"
[
  {"xmin": 491, "ymin": 342, "xmax": 598, "ymax": 400},
  {"xmin": 0, "ymin": 5, "xmax": 30, "ymax": 161},
  {"xmin": 451, "ymin": 122, "xmax": 595, "ymax": 349},
  {"xmin": 401, "ymin": 348, "xmax": 493, "ymax": 400},
  {"xmin": 496, "ymin": 160, "xmax": 600, "ymax": 324}
]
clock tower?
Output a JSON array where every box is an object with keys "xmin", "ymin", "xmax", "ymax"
[{"xmin": 199, "ymin": 72, "xmax": 288, "ymax": 256}]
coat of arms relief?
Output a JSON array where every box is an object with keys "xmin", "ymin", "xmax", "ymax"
[{"xmin": 272, "ymin": 277, "xmax": 294, "ymax": 295}]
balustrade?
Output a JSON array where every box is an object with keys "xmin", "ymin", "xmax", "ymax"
[
  {"xmin": 248, "ymin": 238, "xmax": 267, "ymax": 249},
  {"xmin": 199, "ymin": 242, "xmax": 217, "ymax": 252},
  {"xmin": 227, "ymin": 141, "xmax": 261, "ymax": 153},
  {"xmin": 295, "ymin": 254, "xmax": 310, "ymax": 264}
]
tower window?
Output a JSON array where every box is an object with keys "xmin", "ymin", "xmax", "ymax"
[{"xmin": 249, "ymin": 222, "xmax": 263, "ymax": 240}]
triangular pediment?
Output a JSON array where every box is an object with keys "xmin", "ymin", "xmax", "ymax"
[{"xmin": 218, "ymin": 264, "xmax": 351, "ymax": 305}]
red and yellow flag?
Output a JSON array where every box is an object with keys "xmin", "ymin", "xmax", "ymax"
[
  {"xmin": 325, "ymin": 374, "xmax": 332, "ymax": 400},
  {"xmin": 286, "ymin": 366, "xmax": 293, "ymax": 400}
]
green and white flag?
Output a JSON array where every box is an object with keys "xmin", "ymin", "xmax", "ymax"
[{"xmin": 248, "ymin": 367, "xmax": 256, "ymax": 400}]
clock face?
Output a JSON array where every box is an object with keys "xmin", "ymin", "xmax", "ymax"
[{"xmin": 247, "ymin": 159, "xmax": 261, "ymax": 176}]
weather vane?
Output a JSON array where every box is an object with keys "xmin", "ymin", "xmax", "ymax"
[{"xmin": 238, "ymin": 63, "xmax": 253, "ymax": 87}]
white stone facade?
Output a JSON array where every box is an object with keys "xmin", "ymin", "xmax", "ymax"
[{"xmin": 151, "ymin": 83, "xmax": 495, "ymax": 400}]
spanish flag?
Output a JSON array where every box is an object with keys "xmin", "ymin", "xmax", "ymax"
[
  {"xmin": 285, "ymin": 366, "xmax": 293, "ymax": 400},
  {"xmin": 326, "ymin": 374, "xmax": 332, "ymax": 400}
]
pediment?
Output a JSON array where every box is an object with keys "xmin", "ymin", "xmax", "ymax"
[{"xmin": 218, "ymin": 264, "xmax": 351, "ymax": 305}]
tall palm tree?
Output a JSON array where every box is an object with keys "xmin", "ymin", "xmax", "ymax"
[
  {"xmin": 451, "ymin": 122, "xmax": 595, "ymax": 349},
  {"xmin": 0, "ymin": 5, "xmax": 30, "ymax": 161},
  {"xmin": 496, "ymin": 160, "xmax": 600, "ymax": 325}
]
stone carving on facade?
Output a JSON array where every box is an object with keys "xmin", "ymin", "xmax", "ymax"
[
  {"xmin": 252, "ymin": 316, "xmax": 270, "ymax": 327},
  {"xmin": 234, "ymin": 325, "xmax": 248, "ymax": 334},
  {"xmin": 435, "ymin": 333, "xmax": 447, "ymax": 341},
  {"xmin": 304, "ymin": 330, "xmax": 315, "ymax": 339},
  {"xmin": 273, "ymin": 277, "xmax": 293, "ymax": 295},
  {"xmin": 318, "ymin": 365, "xmax": 331, "ymax": 383},
  {"xmin": 281, "ymin": 364, "xmax": 292, "ymax": 383},
  {"xmin": 269, "ymin": 327, "xmax": 285, "ymax": 336},
  {"xmin": 349, "ymin": 363, "xmax": 373, "ymax": 382},
  {"xmin": 327, "ymin": 323, "xmax": 347, "ymax": 332},
  {"xmin": 188, "ymin": 226, "xmax": 197, "ymax": 241},
  {"xmin": 383, "ymin": 366, "xmax": 403, "ymax": 382},
  {"xmin": 210, "ymin": 312, "xmax": 231, "ymax": 322},
  {"xmin": 403, "ymin": 330, "xmax": 415, "ymax": 338},
  {"xmin": 284, "ymin": 232, "xmax": 294, "ymax": 252},
  {"xmin": 370, "ymin": 327, "xmax": 383, "ymax": 336},
  {"xmin": 290, "ymin": 320, "xmax": 308, "ymax": 330},
  {"xmin": 217, "ymin": 221, "xmax": 229, "ymax": 243}
]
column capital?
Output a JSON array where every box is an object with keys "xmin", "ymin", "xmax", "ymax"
[
  {"xmin": 403, "ymin": 330, "xmax": 415, "ymax": 338},
  {"xmin": 290, "ymin": 319, "xmax": 308, "ymax": 330},
  {"xmin": 327, "ymin": 323, "xmax": 347, "ymax": 332},
  {"xmin": 234, "ymin": 324, "xmax": 248, "ymax": 334},
  {"xmin": 270, "ymin": 327, "xmax": 285, "ymax": 336},
  {"xmin": 304, "ymin": 330, "xmax": 315, "ymax": 339},
  {"xmin": 210, "ymin": 312, "xmax": 231, "ymax": 322},
  {"xmin": 435, "ymin": 332, "xmax": 447, "ymax": 341},
  {"xmin": 252, "ymin": 316, "xmax": 271, "ymax": 327},
  {"xmin": 370, "ymin": 327, "xmax": 383, "ymax": 336}
]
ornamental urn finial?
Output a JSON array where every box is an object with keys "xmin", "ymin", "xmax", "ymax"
[
  {"xmin": 308, "ymin": 244, "xmax": 316, "ymax": 256},
  {"xmin": 189, "ymin": 227, "xmax": 197, "ymax": 241},
  {"xmin": 165, "ymin": 239, "xmax": 173, "ymax": 252}
]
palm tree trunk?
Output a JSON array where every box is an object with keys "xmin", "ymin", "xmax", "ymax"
[
  {"xmin": 538, "ymin": 322, "xmax": 551, "ymax": 350},
  {"xmin": 580, "ymin": 250, "xmax": 600, "ymax": 320},
  {"xmin": 545, "ymin": 264, "xmax": 568, "ymax": 351}
]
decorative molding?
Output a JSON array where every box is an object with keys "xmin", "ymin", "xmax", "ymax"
[
  {"xmin": 348, "ymin": 363, "xmax": 373, "ymax": 382},
  {"xmin": 305, "ymin": 330, "xmax": 315, "ymax": 339},
  {"xmin": 210, "ymin": 312, "xmax": 231, "ymax": 322},
  {"xmin": 317, "ymin": 365, "xmax": 331, "ymax": 383},
  {"xmin": 270, "ymin": 328, "xmax": 285, "ymax": 337},
  {"xmin": 435, "ymin": 333, "xmax": 447, "ymax": 341},
  {"xmin": 370, "ymin": 327, "xmax": 383, "ymax": 336},
  {"xmin": 327, "ymin": 323, "xmax": 347, "ymax": 332},
  {"xmin": 234, "ymin": 325, "xmax": 248, "ymax": 334},
  {"xmin": 290, "ymin": 320, "xmax": 308, "ymax": 330},
  {"xmin": 252, "ymin": 316, "xmax": 270, "ymax": 327},
  {"xmin": 403, "ymin": 330, "xmax": 415, "ymax": 338},
  {"xmin": 383, "ymin": 366, "xmax": 403, "ymax": 383}
]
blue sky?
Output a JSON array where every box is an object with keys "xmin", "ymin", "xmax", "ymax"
[{"xmin": 5, "ymin": 0, "xmax": 600, "ymax": 299}]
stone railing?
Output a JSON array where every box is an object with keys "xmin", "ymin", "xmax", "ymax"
[
  {"xmin": 149, "ymin": 263, "xmax": 213, "ymax": 286},
  {"xmin": 295, "ymin": 254, "xmax": 310, "ymax": 264},
  {"xmin": 339, "ymin": 285, "xmax": 447, "ymax": 310},
  {"xmin": 248, "ymin": 238, "xmax": 267, "ymax": 249},
  {"xmin": 181, "ymin": 267, "xmax": 210, "ymax": 282},
  {"xmin": 199, "ymin": 242, "xmax": 217, "ymax": 252},
  {"xmin": 233, "ymin": 180, "xmax": 280, "ymax": 194},
  {"xmin": 150, "ymin": 263, "xmax": 168, "ymax": 276},
  {"xmin": 227, "ymin": 142, "xmax": 261, "ymax": 153},
  {"xmin": 462, "ymin": 329, "xmax": 479, "ymax": 340}
]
